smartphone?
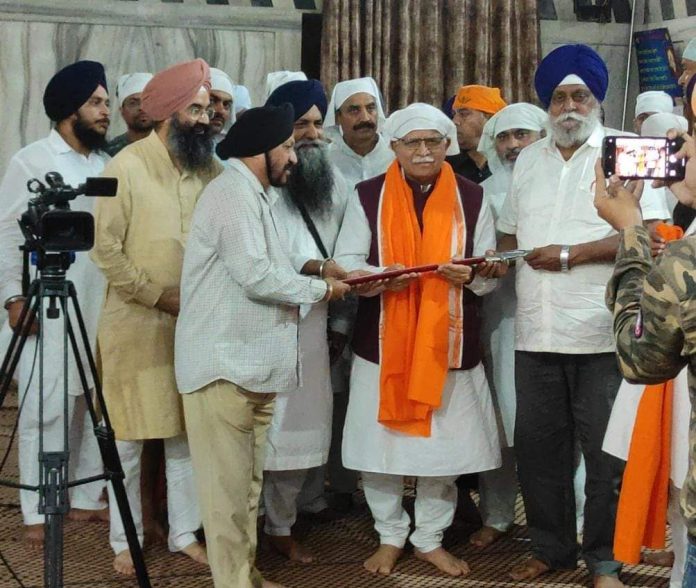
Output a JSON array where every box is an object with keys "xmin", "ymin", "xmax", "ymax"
[{"xmin": 602, "ymin": 136, "xmax": 685, "ymax": 180}]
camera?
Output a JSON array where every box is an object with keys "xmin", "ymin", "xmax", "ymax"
[
  {"xmin": 602, "ymin": 135, "xmax": 686, "ymax": 181},
  {"xmin": 19, "ymin": 172, "xmax": 117, "ymax": 253}
]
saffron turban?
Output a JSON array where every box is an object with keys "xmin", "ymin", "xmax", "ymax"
[
  {"xmin": 477, "ymin": 103, "xmax": 547, "ymax": 172},
  {"xmin": 141, "ymin": 58, "xmax": 211, "ymax": 122},
  {"xmin": 216, "ymin": 103, "xmax": 294, "ymax": 160},
  {"xmin": 116, "ymin": 73, "xmax": 152, "ymax": 106},
  {"xmin": 265, "ymin": 70, "xmax": 307, "ymax": 99},
  {"xmin": 534, "ymin": 44, "xmax": 609, "ymax": 108},
  {"xmin": 265, "ymin": 79, "xmax": 327, "ymax": 120},
  {"xmin": 324, "ymin": 77, "xmax": 387, "ymax": 129},
  {"xmin": 233, "ymin": 85, "xmax": 252, "ymax": 114},
  {"xmin": 635, "ymin": 91, "xmax": 673, "ymax": 117},
  {"xmin": 43, "ymin": 60, "xmax": 107, "ymax": 122},
  {"xmin": 383, "ymin": 103, "xmax": 460, "ymax": 156},
  {"xmin": 453, "ymin": 85, "xmax": 507, "ymax": 115},
  {"xmin": 640, "ymin": 113, "xmax": 688, "ymax": 137}
]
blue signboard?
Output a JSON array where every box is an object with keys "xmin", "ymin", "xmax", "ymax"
[{"xmin": 633, "ymin": 28, "xmax": 681, "ymax": 98}]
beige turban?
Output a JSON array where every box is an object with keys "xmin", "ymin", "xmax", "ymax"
[{"xmin": 141, "ymin": 58, "xmax": 211, "ymax": 121}]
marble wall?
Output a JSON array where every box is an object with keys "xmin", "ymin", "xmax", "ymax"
[{"xmin": 0, "ymin": 0, "xmax": 309, "ymax": 174}]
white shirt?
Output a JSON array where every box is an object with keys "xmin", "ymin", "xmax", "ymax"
[
  {"xmin": 175, "ymin": 159, "xmax": 328, "ymax": 395},
  {"xmin": 327, "ymin": 133, "xmax": 395, "ymax": 190},
  {"xmin": 497, "ymin": 124, "xmax": 671, "ymax": 354},
  {"xmin": 0, "ymin": 130, "xmax": 108, "ymax": 393}
]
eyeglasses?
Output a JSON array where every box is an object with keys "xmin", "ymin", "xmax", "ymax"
[
  {"xmin": 550, "ymin": 90, "xmax": 593, "ymax": 106},
  {"xmin": 397, "ymin": 136, "xmax": 446, "ymax": 150},
  {"xmin": 187, "ymin": 104, "xmax": 215, "ymax": 120}
]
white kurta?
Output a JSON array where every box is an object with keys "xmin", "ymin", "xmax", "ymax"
[{"xmin": 327, "ymin": 134, "xmax": 395, "ymax": 190}]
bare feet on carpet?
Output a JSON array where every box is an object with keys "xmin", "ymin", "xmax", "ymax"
[
  {"xmin": 364, "ymin": 544, "xmax": 403, "ymax": 575},
  {"xmin": 414, "ymin": 547, "xmax": 470, "ymax": 576},
  {"xmin": 113, "ymin": 549, "xmax": 135, "ymax": 576},
  {"xmin": 68, "ymin": 507, "xmax": 110, "ymax": 522},
  {"xmin": 509, "ymin": 557, "xmax": 551, "ymax": 581},
  {"xmin": 469, "ymin": 525, "xmax": 505, "ymax": 548},
  {"xmin": 179, "ymin": 541, "xmax": 209, "ymax": 566},
  {"xmin": 23, "ymin": 524, "xmax": 44, "ymax": 551},
  {"xmin": 642, "ymin": 549, "xmax": 674, "ymax": 567},
  {"xmin": 594, "ymin": 575, "xmax": 625, "ymax": 587},
  {"xmin": 267, "ymin": 534, "xmax": 315, "ymax": 563}
]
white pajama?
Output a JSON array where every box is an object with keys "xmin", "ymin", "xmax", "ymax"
[
  {"xmin": 263, "ymin": 469, "xmax": 310, "ymax": 536},
  {"xmin": 108, "ymin": 433, "xmax": 200, "ymax": 554},
  {"xmin": 478, "ymin": 447, "xmax": 517, "ymax": 532}
]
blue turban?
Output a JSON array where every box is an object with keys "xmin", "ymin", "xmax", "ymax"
[
  {"xmin": 441, "ymin": 95, "xmax": 455, "ymax": 119},
  {"xmin": 265, "ymin": 79, "xmax": 327, "ymax": 120},
  {"xmin": 534, "ymin": 44, "xmax": 609, "ymax": 109},
  {"xmin": 43, "ymin": 60, "xmax": 107, "ymax": 122}
]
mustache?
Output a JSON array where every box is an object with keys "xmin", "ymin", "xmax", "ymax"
[
  {"xmin": 353, "ymin": 121, "xmax": 376, "ymax": 131},
  {"xmin": 412, "ymin": 156, "xmax": 435, "ymax": 164},
  {"xmin": 504, "ymin": 147, "xmax": 521, "ymax": 159},
  {"xmin": 295, "ymin": 139, "xmax": 325, "ymax": 150},
  {"xmin": 553, "ymin": 112, "xmax": 588, "ymax": 124}
]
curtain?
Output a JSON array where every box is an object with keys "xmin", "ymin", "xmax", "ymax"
[{"xmin": 320, "ymin": 0, "xmax": 541, "ymax": 113}]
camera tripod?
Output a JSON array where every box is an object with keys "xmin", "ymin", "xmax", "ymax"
[{"xmin": 0, "ymin": 251, "xmax": 151, "ymax": 588}]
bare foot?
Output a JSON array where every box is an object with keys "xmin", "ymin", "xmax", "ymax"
[
  {"xmin": 113, "ymin": 549, "xmax": 135, "ymax": 576},
  {"xmin": 594, "ymin": 575, "xmax": 625, "ymax": 588},
  {"xmin": 363, "ymin": 544, "xmax": 402, "ymax": 575},
  {"xmin": 179, "ymin": 541, "xmax": 208, "ymax": 566},
  {"xmin": 266, "ymin": 534, "xmax": 314, "ymax": 563},
  {"xmin": 68, "ymin": 507, "xmax": 109, "ymax": 522},
  {"xmin": 469, "ymin": 526, "xmax": 505, "ymax": 548},
  {"xmin": 642, "ymin": 549, "xmax": 674, "ymax": 567},
  {"xmin": 414, "ymin": 547, "xmax": 470, "ymax": 577},
  {"xmin": 261, "ymin": 581, "xmax": 287, "ymax": 588},
  {"xmin": 509, "ymin": 557, "xmax": 551, "ymax": 581},
  {"xmin": 23, "ymin": 524, "xmax": 44, "ymax": 552}
]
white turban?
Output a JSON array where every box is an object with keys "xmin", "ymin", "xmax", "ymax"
[
  {"xmin": 382, "ymin": 103, "xmax": 459, "ymax": 156},
  {"xmin": 264, "ymin": 71, "xmax": 307, "ymax": 99},
  {"xmin": 477, "ymin": 103, "xmax": 547, "ymax": 173},
  {"xmin": 558, "ymin": 74, "xmax": 587, "ymax": 87},
  {"xmin": 684, "ymin": 38, "xmax": 696, "ymax": 61},
  {"xmin": 232, "ymin": 85, "xmax": 252, "ymax": 114},
  {"xmin": 640, "ymin": 112, "xmax": 688, "ymax": 137},
  {"xmin": 324, "ymin": 77, "xmax": 386, "ymax": 129},
  {"xmin": 116, "ymin": 72, "xmax": 153, "ymax": 106},
  {"xmin": 635, "ymin": 91, "xmax": 674, "ymax": 117},
  {"xmin": 210, "ymin": 68, "xmax": 234, "ymax": 97}
]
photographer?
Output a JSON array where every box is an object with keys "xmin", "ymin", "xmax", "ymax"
[
  {"xmin": 0, "ymin": 60, "xmax": 111, "ymax": 548},
  {"xmin": 595, "ymin": 129, "xmax": 696, "ymax": 583}
]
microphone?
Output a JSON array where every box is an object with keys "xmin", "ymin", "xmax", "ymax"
[{"xmin": 79, "ymin": 177, "xmax": 118, "ymax": 197}]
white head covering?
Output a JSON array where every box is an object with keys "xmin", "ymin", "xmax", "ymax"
[
  {"xmin": 210, "ymin": 68, "xmax": 234, "ymax": 97},
  {"xmin": 382, "ymin": 103, "xmax": 459, "ymax": 156},
  {"xmin": 640, "ymin": 112, "xmax": 688, "ymax": 137},
  {"xmin": 635, "ymin": 91, "xmax": 674, "ymax": 117},
  {"xmin": 116, "ymin": 72, "xmax": 153, "ymax": 106},
  {"xmin": 324, "ymin": 77, "xmax": 387, "ymax": 129},
  {"xmin": 684, "ymin": 38, "xmax": 696, "ymax": 62},
  {"xmin": 558, "ymin": 74, "xmax": 587, "ymax": 87},
  {"xmin": 264, "ymin": 71, "xmax": 307, "ymax": 99},
  {"xmin": 232, "ymin": 85, "xmax": 252, "ymax": 114},
  {"xmin": 477, "ymin": 103, "xmax": 547, "ymax": 173}
]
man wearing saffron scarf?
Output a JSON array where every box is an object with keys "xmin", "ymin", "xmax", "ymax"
[{"xmin": 334, "ymin": 103, "xmax": 502, "ymax": 577}]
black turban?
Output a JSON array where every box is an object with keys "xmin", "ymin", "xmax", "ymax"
[
  {"xmin": 216, "ymin": 103, "xmax": 295, "ymax": 160},
  {"xmin": 265, "ymin": 79, "xmax": 327, "ymax": 120},
  {"xmin": 43, "ymin": 60, "xmax": 108, "ymax": 122}
]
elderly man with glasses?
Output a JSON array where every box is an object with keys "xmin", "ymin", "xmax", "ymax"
[
  {"xmin": 334, "ymin": 103, "xmax": 504, "ymax": 578},
  {"xmin": 90, "ymin": 58, "xmax": 222, "ymax": 576}
]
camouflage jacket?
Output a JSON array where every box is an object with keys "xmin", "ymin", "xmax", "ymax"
[{"xmin": 606, "ymin": 225, "xmax": 696, "ymax": 536}]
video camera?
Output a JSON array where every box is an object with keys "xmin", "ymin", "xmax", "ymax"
[{"xmin": 19, "ymin": 172, "xmax": 117, "ymax": 253}]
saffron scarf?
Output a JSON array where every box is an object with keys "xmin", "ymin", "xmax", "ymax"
[{"xmin": 377, "ymin": 160, "xmax": 465, "ymax": 437}]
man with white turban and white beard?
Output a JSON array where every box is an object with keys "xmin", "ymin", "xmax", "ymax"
[
  {"xmin": 260, "ymin": 79, "xmax": 353, "ymax": 563},
  {"xmin": 334, "ymin": 102, "xmax": 504, "ymax": 578},
  {"xmin": 497, "ymin": 44, "xmax": 670, "ymax": 586}
]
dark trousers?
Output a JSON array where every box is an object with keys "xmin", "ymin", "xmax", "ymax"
[{"xmin": 514, "ymin": 352, "xmax": 624, "ymax": 577}]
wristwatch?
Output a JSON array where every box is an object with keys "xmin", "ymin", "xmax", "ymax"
[{"xmin": 559, "ymin": 245, "xmax": 571, "ymax": 272}]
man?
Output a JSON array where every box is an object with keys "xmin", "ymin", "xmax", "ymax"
[
  {"xmin": 679, "ymin": 38, "xmax": 696, "ymax": 89},
  {"xmin": 334, "ymin": 103, "xmax": 503, "ymax": 578},
  {"xmin": 0, "ymin": 60, "xmax": 111, "ymax": 548},
  {"xmin": 497, "ymin": 44, "xmax": 670, "ymax": 587},
  {"xmin": 448, "ymin": 85, "xmax": 507, "ymax": 184},
  {"xmin": 633, "ymin": 91, "xmax": 674, "ymax": 134},
  {"xmin": 233, "ymin": 84, "xmax": 252, "ymax": 117},
  {"xmin": 91, "ymin": 58, "xmax": 219, "ymax": 576},
  {"xmin": 209, "ymin": 67, "xmax": 235, "ymax": 142},
  {"xmin": 473, "ymin": 102, "xmax": 547, "ymax": 548},
  {"xmin": 594, "ymin": 128, "xmax": 696, "ymax": 586},
  {"xmin": 324, "ymin": 77, "xmax": 394, "ymax": 189},
  {"xmin": 175, "ymin": 103, "xmax": 350, "ymax": 588},
  {"xmin": 105, "ymin": 72, "xmax": 154, "ymax": 156}
]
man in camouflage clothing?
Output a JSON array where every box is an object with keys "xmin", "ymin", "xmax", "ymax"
[{"xmin": 594, "ymin": 131, "xmax": 696, "ymax": 583}]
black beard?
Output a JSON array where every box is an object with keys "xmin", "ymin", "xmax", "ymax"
[
  {"xmin": 168, "ymin": 116, "xmax": 215, "ymax": 172},
  {"xmin": 285, "ymin": 142, "xmax": 335, "ymax": 218},
  {"xmin": 73, "ymin": 116, "xmax": 107, "ymax": 151}
]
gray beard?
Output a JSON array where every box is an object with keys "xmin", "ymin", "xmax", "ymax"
[
  {"xmin": 285, "ymin": 140, "xmax": 335, "ymax": 218},
  {"xmin": 168, "ymin": 116, "xmax": 215, "ymax": 173},
  {"xmin": 550, "ymin": 104, "xmax": 602, "ymax": 148}
]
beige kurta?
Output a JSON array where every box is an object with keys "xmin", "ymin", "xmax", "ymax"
[{"xmin": 91, "ymin": 131, "xmax": 221, "ymax": 440}]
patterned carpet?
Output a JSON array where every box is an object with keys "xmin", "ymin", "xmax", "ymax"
[{"xmin": 0, "ymin": 387, "xmax": 671, "ymax": 588}]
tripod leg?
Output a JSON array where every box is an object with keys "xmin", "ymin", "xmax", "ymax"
[{"xmin": 64, "ymin": 288, "xmax": 151, "ymax": 588}]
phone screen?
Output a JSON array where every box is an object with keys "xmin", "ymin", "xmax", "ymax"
[{"xmin": 603, "ymin": 136, "xmax": 685, "ymax": 180}]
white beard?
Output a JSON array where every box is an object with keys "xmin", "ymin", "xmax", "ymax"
[{"xmin": 549, "ymin": 104, "xmax": 601, "ymax": 148}]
